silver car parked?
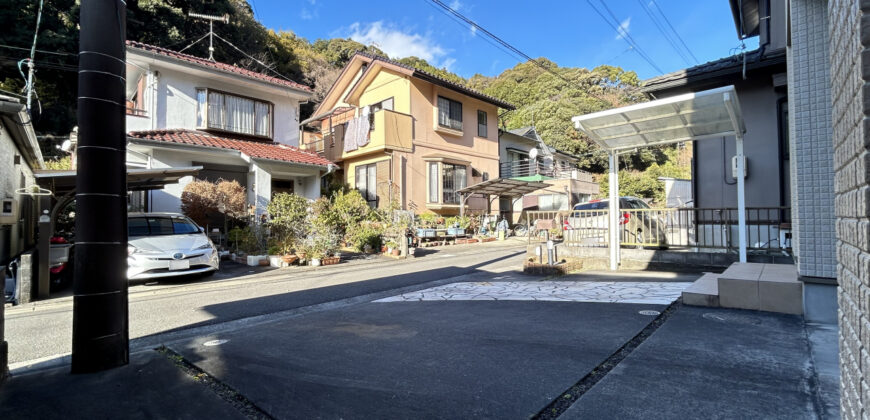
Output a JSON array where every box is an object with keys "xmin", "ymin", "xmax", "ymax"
[{"xmin": 127, "ymin": 213, "xmax": 219, "ymax": 281}]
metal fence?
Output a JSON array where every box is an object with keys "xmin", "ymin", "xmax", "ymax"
[{"xmin": 524, "ymin": 207, "xmax": 791, "ymax": 252}]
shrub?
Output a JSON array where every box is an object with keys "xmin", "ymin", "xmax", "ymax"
[
  {"xmin": 181, "ymin": 180, "xmax": 219, "ymax": 226},
  {"xmin": 181, "ymin": 179, "xmax": 247, "ymax": 226},
  {"xmin": 267, "ymin": 193, "xmax": 311, "ymax": 252},
  {"xmin": 346, "ymin": 221, "xmax": 384, "ymax": 252}
]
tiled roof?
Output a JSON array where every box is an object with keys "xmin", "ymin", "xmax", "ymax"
[
  {"xmin": 126, "ymin": 40, "xmax": 312, "ymax": 92},
  {"xmin": 641, "ymin": 48, "xmax": 786, "ymax": 93},
  {"xmin": 353, "ymin": 52, "xmax": 516, "ymax": 110},
  {"xmin": 128, "ymin": 129, "xmax": 333, "ymax": 167}
]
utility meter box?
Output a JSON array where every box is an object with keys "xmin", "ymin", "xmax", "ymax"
[
  {"xmin": 731, "ymin": 156, "xmax": 748, "ymax": 179},
  {"xmin": 0, "ymin": 198, "xmax": 18, "ymax": 224}
]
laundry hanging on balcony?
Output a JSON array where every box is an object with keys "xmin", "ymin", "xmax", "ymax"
[
  {"xmin": 343, "ymin": 118, "xmax": 358, "ymax": 152},
  {"xmin": 357, "ymin": 106, "xmax": 371, "ymax": 147},
  {"xmin": 342, "ymin": 112, "xmax": 372, "ymax": 152}
]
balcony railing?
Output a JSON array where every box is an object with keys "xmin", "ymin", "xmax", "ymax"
[
  {"xmin": 524, "ymin": 207, "xmax": 792, "ymax": 252},
  {"xmin": 499, "ymin": 160, "xmax": 591, "ymax": 181},
  {"xmin": 125, "ymin": 106, "xmax": 147, "ymax": 117},
  {"xmin": 342, "ymin": 109, "xmax": 412, "ymax": 159}
]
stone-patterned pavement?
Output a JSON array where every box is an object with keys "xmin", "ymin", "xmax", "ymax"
[{"xmin": 374, "ymin": 281, "xmax": 693, "ymax": 305}]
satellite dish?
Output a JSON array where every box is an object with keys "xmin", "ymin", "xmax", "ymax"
[{"xmin": 528, "ymin": 148, "xmax": 539, "ymax": 160}]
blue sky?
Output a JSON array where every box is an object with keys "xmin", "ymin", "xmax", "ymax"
[{"xmin": 249, "ymin": 0, "xmax": 758, "ymax": 80}]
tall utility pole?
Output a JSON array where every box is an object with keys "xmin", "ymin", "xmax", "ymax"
[
  {"xmin": 188, "ymin": 12, "xmax": 229, "ymax": 61},
  {"xmin": 25, "ymin": 0, "xmax": 45, "ymax": 112},
  {"xmin": 71, "ymin": 0, "xmax": 129, "ymax": 373}
]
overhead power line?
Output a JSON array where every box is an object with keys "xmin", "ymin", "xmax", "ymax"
[
  {"xmin": 649, "ymin": 0, "xmax": 699, "ymax": 64},
  {"xmin": 425, "ymin": 0, "xmax": 617, "ymax": 107},
  {"xmin": 0, "ymin": 43, "xmax": 78, "ymax": 57},
  {"xmin": 635, "ymin": 0, "xmax": 693, "ymax": 66},
  {"xmin": 588, "ymin": 0, "xmax": 663, "ymax": 74},
  {"xmin": 212, "ymin": 32, "xmax": 296, "ymax": 83}
]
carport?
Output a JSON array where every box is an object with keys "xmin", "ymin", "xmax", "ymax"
[
  {"xmin": 18, "ymin": 166, "xmax": 202, "ymax": 300},
  {"xmin": 456, "ymin": 178, "xmax": 549, "ymax": 219},
  {"xmin": 572, "ymin": 85, "xmax": 747, "ymax": 270}
]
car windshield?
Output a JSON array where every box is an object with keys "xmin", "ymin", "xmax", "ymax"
[
  {"xmin": 573, "ymin": 201, "xmax": 609, "ymax": 211},
  {"xmin": 128, "ymin": 216, "xmax": 200, "ymax": 236}
]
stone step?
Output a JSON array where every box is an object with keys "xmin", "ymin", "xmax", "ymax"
[
  {"xmin": 682, "ymin": 273, "xmax": 720, "ymax": 307},
  {"xmin": 717, "ymin": 262, "xmax": 802, "ymax": 315}
]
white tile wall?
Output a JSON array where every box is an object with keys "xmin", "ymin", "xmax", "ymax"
[{"xmin": 787, "ymin": 0, "xmax": 837, "ymax": 279}]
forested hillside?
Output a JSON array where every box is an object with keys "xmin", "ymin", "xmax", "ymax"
[{"xmin": 1, "ymin": 0, "xmax": 684, "ymax": 186}]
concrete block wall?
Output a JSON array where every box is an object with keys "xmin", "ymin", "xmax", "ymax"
[
  {"xmin": 789, "ymin": 0, "xmax": 837, "ymax": 280},
  {"xmin": 830, "ymin": 0, "xmax": 870, "ymax": 417}
]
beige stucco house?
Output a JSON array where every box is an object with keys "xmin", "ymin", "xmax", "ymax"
[{"xmin": 301, "ymin": 53, "xmax": 515, "ymax": 215}]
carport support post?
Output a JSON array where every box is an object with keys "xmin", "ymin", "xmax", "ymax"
[
  {"xmin": 736, "ymin": 136, "xmax": 747, "ymax": 263},
  {"xmin": 608, "ymin": 152, "xmax": 619, "ymax": 271},
  {"xmin": 71, "ymin": 0, "xmax": 129, "ymax": 373}
]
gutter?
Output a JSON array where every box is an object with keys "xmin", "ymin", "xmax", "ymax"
[{"xmin": 0, "ymin": 99, "xmax": 44, "ymax": 169}]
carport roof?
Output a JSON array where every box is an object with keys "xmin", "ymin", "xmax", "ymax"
[
  {"xmin": 457, "ymin": 178, "xmax": 548, "ymax": 198},
  {"xmin": 571, "ymin": 85, "xmax": 745, "ymax": 152},
  {"xmin": 34, "ymin": 166, "xmax": 202, "ymax": 196}
]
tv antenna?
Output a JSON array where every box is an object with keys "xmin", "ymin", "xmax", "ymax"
[{"xmin": 188, "ymin": 12, "xmax": 230, "ymax": 61}]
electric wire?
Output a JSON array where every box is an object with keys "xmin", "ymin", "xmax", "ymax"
[
  {"xmin": 635, "ymin": 0, "xmax": 693, "ymax": 66},
  {"xmin": 0, "ymin": 43, "xmax": 77, "ymax": 57},
  {"xmin": 649, "ymin": 0, "xmax": 700, "ymax": 64},
  {"xmin": 425, "ymin": 0, "xmax": 617, "ymax": 108},
  {"xmin": 212, "ymin": 32, "xmax": 296, "ymax": 83},
  {"xmin": 589, "ymin": 0, "xmax": 663, "ymax": 74}
]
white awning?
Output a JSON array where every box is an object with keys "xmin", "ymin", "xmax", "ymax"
[
  {"xmin": 571, "ymin": 85, "xmax": 745, "ymax": 152},
  {"xmin": 571, "ymin": 85, "xmax": 749, "ymax": 268}
]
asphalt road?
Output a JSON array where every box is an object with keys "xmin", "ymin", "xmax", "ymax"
[{"xmin": 5, "ymin": 242, "xmax": 529, "ymax": 366}]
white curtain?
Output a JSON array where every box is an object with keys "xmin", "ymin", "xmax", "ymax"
[
  {"xmin": 204, "ymin": 91, "xmax": 268, "ymax": 137},
  {"xmin": 255, "ymin": 102, "xmax": 270, "ymax": 137}
]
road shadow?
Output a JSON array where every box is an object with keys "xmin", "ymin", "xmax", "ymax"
[{"xmin": 134, "ymin": 250, "xmax": 524, "ymax": 340}]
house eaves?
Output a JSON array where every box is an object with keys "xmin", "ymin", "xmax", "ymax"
[
  {"xmin": 126, "ymin": 41, "xmax": 313, "ymax": 99},
  {"xmin": 346, "ymin": 52, "xmax": 516, "ymax": 110},
  {"xmin": 0, "ymin": 96, "xmax": 43, "ymax": 169},
  {"xmin": 641, "ymin": 48, "xmax": 785, "ymax": 94}
]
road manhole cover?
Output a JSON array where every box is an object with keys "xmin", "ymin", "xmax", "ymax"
[
  {"xmin": 639, "ymin": 310, "xmax": 661, "ymax": 316},
  {"xmin": 203, "ymin": 339, "xmax": 228, "ymax": 347}
]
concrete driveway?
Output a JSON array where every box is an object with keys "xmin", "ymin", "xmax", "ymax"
[{"xmin": 165, "ymin": 271, "xmax": 696, "ymax": 419}]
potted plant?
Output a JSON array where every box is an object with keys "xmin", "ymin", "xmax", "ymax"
[{"xmin": 385, "ymin": 240, "xmax": 400, "ymax": 256}]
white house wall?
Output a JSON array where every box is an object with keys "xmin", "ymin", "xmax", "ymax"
[
  {"xmin": 127, "ymin": 67, "xmax": 301, "ymax": 146},
  {"xmin": 0, "ymin": 121, "xmax": 37, "ymax": 262}
]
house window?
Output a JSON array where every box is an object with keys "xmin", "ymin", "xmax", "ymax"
[
  {"xmin": 428, "ymin": 162, "xmax": 439, "ymax": 203},
  {"xmin": 477, "ymin": 110, "xmax": 487, "ymax": 138},
  {"xmin": 196, "ymin": 88, "xmax": 273, "ymax": 138},
  {"xmin": 437, "ymin": 96, "xmax": 462, "ymax": 131},
  {"xmin": 368, "ymin": 97, "xmax": 394, "ymax": 131},
  {"xmin": 355, "ymin": 163, "xmax": 378, "ymax": 208},
  {"xmin": 441, "ymin": 163, "xmax": 467, "ymax": 205}
]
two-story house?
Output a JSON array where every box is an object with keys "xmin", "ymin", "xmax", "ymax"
[
  {"xmin": 300, "ymin": 53, "xmax": 515, "ymax": 215},
  {"xmin": 123, "ymin": 41, "xmax": 333, "ymax": 217},
  {"xmin": 498, "ymin": 126, "xmax": 599, "ymax": 221}
]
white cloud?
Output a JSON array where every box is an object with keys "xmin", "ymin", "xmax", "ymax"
[
  {"xmin": 615, "ymin": 17, "xmax": 631, "ymax": 40},
  {"xmin": 300, "ymin": 8, "xmax": 318, "ymax": 20},
  {"xmin": 450, "ymin": 0, "xmax": 462, "ymax": 10},
  {"xmin": 347, "ymin": 21, "xmax": 452, "ymax": 67},
  {"xmin": 470, "ymin": 25, "xmax": 477, "ymax": 37}
]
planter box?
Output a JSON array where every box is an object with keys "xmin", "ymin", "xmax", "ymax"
[
  {"xmin": 447, "ymin": 227, "xmax": 466, "ymax": 236},
  {"xmin": 247, "ymin": 255, "xmax": 267, "ymax": 266},
  {"xmin": 268, "ymin": 255, "xmax": 283, "ymax": 268},
  {"xmin": 322, "ymin": 256, "xmax": 340, "ymax": 265},
  {"xmin": 417, "ymin": 228, "xmax": 437, "ymax": 238}
]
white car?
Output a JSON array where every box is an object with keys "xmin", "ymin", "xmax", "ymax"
[{"xmin": 127, "ymin": 213, "xmax": 219, "ymax": 281}]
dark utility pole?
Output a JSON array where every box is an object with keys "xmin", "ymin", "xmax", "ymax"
[{"xmin": 71, "ymin": 0, "xmax": 129, "ymax": 373}]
